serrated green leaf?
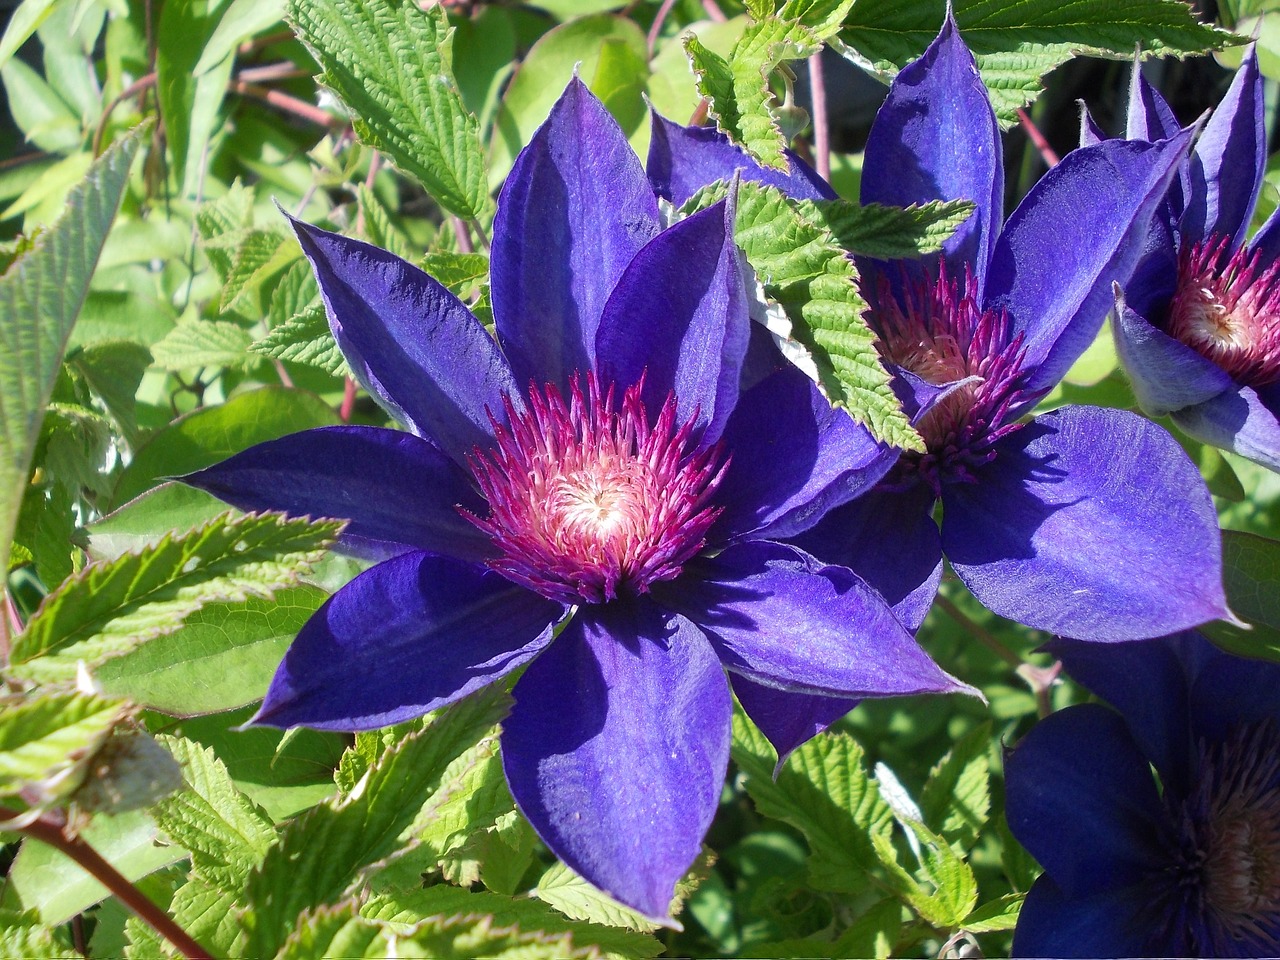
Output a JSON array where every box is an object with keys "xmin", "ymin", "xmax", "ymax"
[
  {"xmin": 535, "ymin": 862, "xmax": 663, "ymax": 933},
  {"xmin": 213, "ymin": 228, "xmax": 298, "ymax": 316},
  {"xmin": 779, "ymin": 0, "xmax": 857, "ymax": 39},
  {"xmin": 65, "ymin": 340, "xmax": 152, "ymax": 445},
  {"xmin": 364, "ymin": 884, "xmax": 664, "ymax": 960},
  {"xmin": 242, "ymin": 685, "xmax": 512, "ymax": 958},
  {"xmin": 871, "ymin": 816, "xmax": 978, "ymax": 927},
  {"xmin": 166, "ymin": 879, "xmax": 243, "ymax": 958},
  {"xmin": 419, "ymin": 252, "xmax": 491, "ymax": 295},
  {"xmin": 267, "ymin": 257, "xmax": 320, "ymax": 329},
  {"xmin": 689, "ymin": 181, "xmax": 919, "ymax": 450},
  {"xmin": 276, "ymin": 902, "xmax": 390, "ymax": 960},
  {"xmin": 919, "ymin": 721, "xmax": 991, "ymax": 852},
  {"xmin": 357, "ymin": 184, "xmax": 413, "ymax": 261},
  {"xmin": 0, "ymin": 908, "xmax": 69, "ymax": 959},
  {"xmin": 801, "ymin": 199, "xmax": 975, "ymax": 261},
  {"xmin": 9, "ymin": 512, "xmax": 340, "ymax": 681},
  {"xmin": 150, "ymin": 318, "xmax": 255, "ymax": 372},
  {"xmin": 0, "ymin": 126, "xmax": 140, "ymax": 579},
  {"xmin": 745, "ymin": 0, "xmax": 777, "ymax": 18},
  {"xmin": 288, "ymin": 0, "xmax": 489, "ymax": 220},
  {"xmin": 400, "ymin": 911, "xmax": 602, "ymax": 960},
  {"xmin": 1202, "ymin": 530, "xmax": 1280, "ymax": 663},
  {"xmin": 962, "ymin": 892, "xmax": 1023, "ymax": 933},
  {"xmin": 151, "ymin": 736, "xmax": 275, "ymax": 894},
  {"xmin": 249, "ymin": 304, "xmax": 349, "ymax": 375},
  {"xmin": 838, "ymin": 0, "xmax": 1236, "ymax": 123},
  {"xmin": 0, "ymin": 691, "xmax": 126, "ymax": 801},
  {"xmin": 834, "ymin": 898, "xmax": 902, "ymax": 959}
]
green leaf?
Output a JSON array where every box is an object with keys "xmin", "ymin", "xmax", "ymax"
[
  {"xmin": 288, "ymin": 0, "xmax": 489, "ymax": 220},
  {"xmin": 242, "ymin": 685, "xmax": 512, "ymax": 958},
  {"xmin": 86, "ymin": 482, "xmax": 231, "ymax": 561},
  {"xmin": 961, "ymin": 892, "xmax": 1023, "ymax": 933},
  {"xmin": 0, "ymin": 0, "xmax": 60, "ymax": 71},
  {"xmin": 0, "ymin": 908, "xmax": 69, "ymax": 960},
  {"xmin": 193, "ymin": 0, "xmax": 286, "ymax": 76},
  {"xmin": 871, "ymin": 816, "xmax": 978, "ymax": 927},
  {"xmin": 9, "ymin": 511, "xmax": 340, "ymax": 682},
  {"xmin": 210, "ymin": 227, "xmax": 298, "ymax": 316},
  {"xmin": 364, "ymin": 884, "xmax": 664, "ymax": 960},
  {"xmin": 419, "ymin": 251, "xmax": 490, "ymax": 296},
  {"xmin": 801, "ymin": 199, "xmax": 976, "ymax": 261},
  {"xmin": 0, "ymin": 691, "xmax": 126, "ymax": 801},
  {"xmin": 65, "ymin": 341, "xmax": 152, "ymax": 445},
  {"xmin": 151, "ymin": 736, "xmax": 275, "ymax": 894},
  {"xmin": 833, "ymin": 898, "xmax": 902, "ymax": 959},
  {"xmin": 275, "ymin": 902, "xmax": 390, "ymax": 960},
  {"xmin": 356, "ymin": 184, "xmax": 413, "ymax": 261},
  {"xmin": 0, "ymin": 126, "xmax": 140, "ymax": 578},
  {"xmin": 918, "ymin": 721, "xmax": 991, "ymax": 852},
  {"xmin": 535, "ymin": 861, "xmax": 663, "ymax": 933},
  {"xmin": 95, "ymin": 585, "xmax": 327, "ymax": 715},
  {"xmin": 150, "ymin": 317, "xmax": 255, "ymax": 372},
  {"xmin": 1202, "ymin": 530, "xmax": 1280, "ymax": 663},
  {"xmin": 838, "ymin": 0, "xmax": 1236, "ymax": 123},
  {"xmin": 249, "ymin": 304, "xmax": 349, "ymax": 375},
  {"xmin": 689, "ymin": 181, "xmax": 919, "ymax": 450}
]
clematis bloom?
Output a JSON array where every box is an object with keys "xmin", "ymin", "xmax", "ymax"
[
  {"xmin": 1103, "ymin": 47, "xmax": 1280, "ymax": 472},
  {"xmin": 1007, "ymin": 632, "xmax": 1280, "ymax": 957},
  {"xmin": 183, "ymin": 79, "xmax": 970, "ymax": 920}
]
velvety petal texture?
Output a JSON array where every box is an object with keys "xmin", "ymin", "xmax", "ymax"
[
  {"xmin": 1111, "ymin": 294, "xmax": 1234, "ymax": 416},
  {"xmin": 503, "ymin": 603, "xmax": 730, "ymax": 921},
  {"xmin": 1172, "ymin": 384, "xmax": 1280, "ymax": 472}
]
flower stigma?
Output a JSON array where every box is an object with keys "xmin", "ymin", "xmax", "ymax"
[
  {"xmin": 464, "ymin": 374, "xmax": 728, "ymax": 605},
  {"xmin": 1168, "ymin": 236, "xmax": 1280, "ymax": 388}
]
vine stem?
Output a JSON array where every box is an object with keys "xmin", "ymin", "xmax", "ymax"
[
  {"xmin": 934, "ymin": 593, "xmax": 1023, "ymax": 669},
  {"xmin": 8, "ymin": 813, "xmax": 213, "ymax": 959},
  {"xmin": 1017, "ymin": 106, "xmax": 1059, "ymax": 167},
  {"xmin": 807, "ymin": 53, "xmax": 830, "ymax": 181}
]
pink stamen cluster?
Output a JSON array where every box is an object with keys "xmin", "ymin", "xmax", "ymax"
[
  {"xmin": 465, "ymin": 374, "xmax": 728, "ymax": 605},
  {"xmin": 869, "ymin": 263, "xmax": 1032, "ymax": 490},
  {"xmin": 1168, "ymin": 235, "xmax": 1280, "ymax": 388}
]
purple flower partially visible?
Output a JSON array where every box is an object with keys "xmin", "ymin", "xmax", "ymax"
[
  {"xmin": 1006, "ymin": 632, "xmax": 1280, "ymax": 957},
  {"xmin": 1102, "ymin": 47, "xmax": 1280, "ymax": 472},
  {"xmin": 182, "ymin": 79, "xmax": 971, "ymax": 921}
]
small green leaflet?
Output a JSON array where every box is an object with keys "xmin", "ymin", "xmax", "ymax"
[
  {"xmin": 918, "ymin": 720, "xmax": 991, "ymax": 852},
  {"xmin": 0, "ymin": 691, "xmax": 128, "ymax": 802},
  {"xmin": 961, "ymin": 892, "xmax": 1024, "ymax": 933},
  {"xmin": 801, "ymin": 198, "xmax": 975, "ymax": 261},
  {"xmin": 150, "ymin": 318, "xmax": 255, "ymax": 372},
  {"xmin": 249, "ymin": 305, "xmax": 347, "ymax": 376},
  {"xmin": 288, "ymin": 0, "xmax": 491, "ymax": 221},
  {"xmin": 8, "ymin": 512, "xmax": 341, "ymax": 682},
  {"xmin": 838, "ymin": 0, "xmax": 1236, "ymax": 124},
  {"xmin": 0, "ymin": 908, "xmax": 68, "ymax": 960},
  {"xmin": 0, "ymin": 125, "xmax": 142, "ymax": 577}
]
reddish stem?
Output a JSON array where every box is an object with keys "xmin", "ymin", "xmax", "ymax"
[
  {"xmin": 807, "ymin": 54, "xmax": 830, "ymax": 182},
  {"xmin": 647, "ymin": 0, "xmax": 679, "ymax": 58},
  {"xmin": 229, "ymin": 80, "xmax": 336, "ymax": 127},
  {"xmin": 340, "ymin": 378, "xmax": 357, "ymax": 422},
  {"xmin": 688, "ymin": 97, "xmax": 710, "ymax": 127},
  {"xmin": 1017, "ymin": 107, "xmax": 1059, "ymax": 167},
  {"xmin": 700, "ymin": 0, "xmax": 727, "ymax": 21}
]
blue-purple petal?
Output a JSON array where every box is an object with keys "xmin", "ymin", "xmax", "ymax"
[
  {"xmin": 1182, "ymin": 46, "xmax": 1265, "ymax": 249},
  {"xmin": 942, "ymin": 405, "xmax": 1229, "ymax": 641},
  {"xmin": 712, "ymin": 365, "xmax": 898, "ymax": 543},
  {"xmin": 502, "ymin": 601, "xmax": 730, "ymax": 921},
  {"xmin": 983, "ymin": 131, "xmax": 1194, "ymax": 398},
  {"xmin": 860, "ymin": 14, "xmax": 1002, "ymax": 287},
  {"xmin": 491, "ymin": 77, "xmax": 662, "ymax": 393},
  {"xmin": 289, "ymin": 217, "xmax": 518, "ymax": 463},
  {"xmin": 596, "ymin": 196, "xmax": 751, "ymax": 445},
  {"xmin": 184, "ymin": 425, "xmax": 493, "ymax": 563},
  {"xmin": 1078, "ymin": 102, "xmax": 1106, "ymax": 148},
  {"xmin": 1126, "ymin": 61, "xmax": 1183, "ymax": 143},
  {"xmin": 646, "ymin": 109, "xmax": 836, "ymax": 206},
  {"xmin": 1012, "ymin": 874, "xmax": 1165, "ymax": 959},
  {"xmin": 255, "ymin": 552, "xmax": 562, "ymax": 731},
  {"xmin": 660, "ymin": 540, "xmax": 967, "ymax": 699},
  {"xmin": 1172, "ymin": 383, "xmax": 1280, "ymax": 472}
]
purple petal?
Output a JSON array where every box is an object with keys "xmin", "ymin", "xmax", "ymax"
[
  {"xmin": 942, "ymin": 406, "xmax": 1229, "ymax": 641},
  {"xmin": 596, "ymin": 196, "xmax": 751, "ymax": 445},
  {"xmin": 1012, "ymin": 871, "xmax": 1164, "ymax": 958},
  {"xmin": 646, "ymin": 110, "xmax": 836, "ymax": 206},
  {"xmin": 491, "ymin": 77, "xmax": 662, "ymax": 393},
  {"xmin": 289, "ymin": 217, "xmax": 518, "ymax": 463},
  {"xmin": 1112, "ymin": 292, "xmax": 1234, "ymax": 416},
  {"xmin": 1187, "ymin": 629, "xmax": 1280, "ymax": 742},
  {"xmin": 660, "ymin": 540, "xmax": 967, "ymax": 699},
  {"xmin": 255, "ymin": 552, "xmax": 562, "ymax": 731},
  {"xmin": 1005, "ymin": 704, "xmax": 1168, "ymax": 898},
  {"xmin": 1126, "ymin": 61, "xmax": 1182, "ymax": 142},
  {"xmin": 503, "ymin": 602, "xmax": 730, "ymax": 921},
  {"xmin": 184, "ymin": 425, "xmax": 493, "ymax": 563},
  {"xmin": 791, "ymin": 483, "xmax": 943, "ymax": 633},
  {"xmin": 861, "ymin": 13, "xmax": 1002, "ymax": 287},
  {"xmin": 890, "ymin": 365, "xmax": 982, "ymax": 429},
  {"xmin": 1078, "ymin": 101, "xmax": 1106, "ymax": 148},
  {"xmin": 1183, "ymin": 47, "xmax": 1264, "ymax": 249},
  {"xmin": 983, "ymin": 130, "xmax": 1194, "ymax": 397},
  {"xmin": 730, "ymin": 674, "xmax": 856, "ymax": 770},
  {"xmin": 1172, "ymin": 383, "xmax": 1280, "ymax": 472},
  {"xmin": 712, "ymin": 364, "xmax": 898, "ymax": 543}
]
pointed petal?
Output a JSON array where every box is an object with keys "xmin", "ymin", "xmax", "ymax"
[
  {"xmin": 1078, "ymin": 101, "xmax": 1106, "ymax": 148},
  {"xmin": 1172, "ymin": 383, "xmax": 1280, "ymax": 472},
  {"xmin": 184, "ymin": 425, "xmax": 492, "ymax": 562},
  {"xmin": 503, "ymin": 602, "xmax": 730, "ymax": 921},
  {"xmin": 1183, "ymin": 47, "xmax": 1265, "ymax": 249},
  {"xmin": 1127, "ymin": 60, "xmax": 1182, "ymax": 142},
  {"xmin": 943, "ymin": 406, "xmax": 1229, "ymax": 641},
  {"xmin": 1012, "ymin": 869, "xmax": 1164, "ymax": 958},
  {"xmin": 712, "ymin": 365, "xmax": 897, "ymax": 542},
  {"xmin": 984, "ymin": 130, "xmax": 1194, "ymax": 396},
  {"xmin": 596, "ymin": 195, "xmax": 751, "ymax": 444},
  {"xmin": 890, "ymin": 365, "xmax": 983, "ymax": 428},
  {"xmin": 491, "ymin": 77, "xmax": 662, "ymax": 392},
  {"xmin": 646, "ymin": 109, "xmax": 835, "ymax": 206},
  {"xmin": 256, "ymin": 552, "xmax": 562, "ymax": 731},
  {"xmin": 1005, "ymin": 704, "xmax": 1168, "ymax": 899},
  {"xmin": 730, "ymin": 674, "xmax": 856, "ymax": 768},
  {"xmin": 861, "ymin": 14, "xmax": 1002, "ymax": 287},
  {"xmin": 1112, "ymin": 291, "xmax": 1234, "ymax": 416},
  {"xmin": 289, "ymin": 217, "xmax": 518, "ymax": 462},
  {"xmin": 661, "ymin": 540, "xmax": 966, "ymax": 699},
  {"xmin": 791, "ymin": 483, "xmax": 943, "ymax": 633}
]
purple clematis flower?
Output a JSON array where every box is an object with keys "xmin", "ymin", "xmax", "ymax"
[
  {"xmin": 182, "ymin": 78, "xmax": 971, "ymax": 921},
  {"xmin": 1100, "ymin": 47, "xmax": 1280, "ymax": 472},
  {"xmin": 1006, "ymin": 632, "xmax": 1280, "ymax": 957}
]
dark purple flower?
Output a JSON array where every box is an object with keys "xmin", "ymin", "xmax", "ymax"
[
  {"xmin": 1006, "ymin": 632, "xmax": 1280, "ymax": 957},
  {"xmin": 183, "ymin": 79, "xmax": 970, "ymax": 920},
  {"xmin": 1105, "ymin": 47, "xmax": 1280, "ymax": 473}
]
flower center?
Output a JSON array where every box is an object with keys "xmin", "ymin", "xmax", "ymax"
[
  {"xmin": 867, "ymin": 263, "xmax": 1032, "ymax": 490},
  {"xmin": 1167, "ymin": 235, "xmax": 1280, "ymax": 388},
  {"xmin": 464, "ymin": 375, "xmax": 727, "ymax": 605}
]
